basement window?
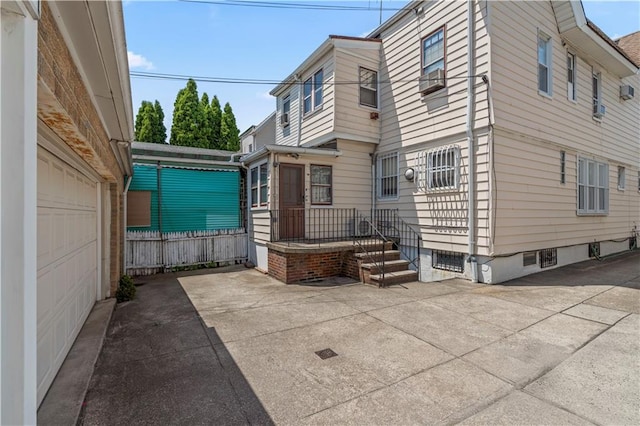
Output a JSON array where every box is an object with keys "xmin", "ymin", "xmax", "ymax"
[
  {"xmin": 539, "ymin": 248, "xmax": 557, "ymax": 268},
  {"xmin": 432, "ymin": 250, "xmax": 464, "ymax": 272},
  {"xmin": 523, "ymin": 251, "xmax": 537, "ymax": 267}
]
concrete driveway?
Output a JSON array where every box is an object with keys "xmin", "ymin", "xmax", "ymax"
[{"xmin": 81, "ymin": 252, "xmax": 639, "ymax": 425}]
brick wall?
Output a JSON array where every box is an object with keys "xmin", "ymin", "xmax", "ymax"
[
  {"xmin": 268, "ymin": 248, "xmax": 362, "ymax": 284},
  {"xmin": 37, "ymin": 1, "xmax": 125, "ymax": 294}
]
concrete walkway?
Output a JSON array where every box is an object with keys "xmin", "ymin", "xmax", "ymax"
[{"xmin": 81, "ymin": 251, "xmax": 639, "ymax": 425}]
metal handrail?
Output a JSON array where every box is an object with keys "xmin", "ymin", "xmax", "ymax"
[
  {"xmin": 372, "ymin": 209, "xmax": 422, "ymax": 280},
  {"xmin": 352, "ymin": 212, "xmax": 390, "ymax": 287}
]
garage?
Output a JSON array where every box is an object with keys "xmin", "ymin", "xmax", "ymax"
[{"xmin": 36, "ymin": 146, "xmax": 99, "ymax": 404}]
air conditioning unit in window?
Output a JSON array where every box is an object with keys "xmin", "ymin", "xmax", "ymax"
[
  {"xmin": 419, "ymin": 68, "xmax": 445, "ymax": 95},
  {"xmin": 593, "ymin": 101, "xmax": 606, "ymax": 119},
  {"xmin": 620, "ymin": 84, "xmax": 635, "ymax": 100},
  {"xmin": 280, "ymin": 113, "xmax": 290, "ymax": 126}
]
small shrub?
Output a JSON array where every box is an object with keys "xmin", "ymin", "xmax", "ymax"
[{"xmin": 116, "ymin": 274, "xmax": 136, "ymax": 303}]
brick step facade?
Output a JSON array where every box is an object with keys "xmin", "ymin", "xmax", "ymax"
[{"xmin": 354, "ymin": 250, "xmax": 400, "ymax": 263}]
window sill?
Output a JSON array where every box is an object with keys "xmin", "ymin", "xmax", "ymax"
[
  {"xmin": 538, "ymin": 90, "xmax": 553, "ymax": 99},
  {"xmin": 377, "ymin": 196, "xmax": 399, "ymax": 202},
  {"xmin": 311, "ymin": 203, "xmax": 333, "ymax": 207},
  {"xmin": 358, "ymin": 103, "xmax": 379, "ymax": 111},
  {"xmin": 576, "ymin": 212, "xmax": 608, "ymax": 216},
  {"xmin": 592, "ymin": 116, "xmax": 603, "ymax": 123},
  {"xmin": 251, "ymin": 206, "xmax": 269, "ymax": 211},
  {"xmin": 303, "ymin": 105, "xmax": 324, "ymax": 120}
]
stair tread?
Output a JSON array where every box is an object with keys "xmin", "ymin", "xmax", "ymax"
[
  {"xmin": 360, "ymin": 259, "xmax": 409, "ymax": 269},
  {"xmin": 370, "ymin": 270, "xmax": 418, "ymax": 280},
  {"xmin": 355, "ymin": 250, "xmax": 400, "ymax": 258}
]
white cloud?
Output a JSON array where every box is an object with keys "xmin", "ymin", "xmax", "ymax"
[
  {"xmin": 256, "ymin": 91, "xmax": 274, "ymax": 100},
  {"xmin": 127, "ymin": 51, "xmax": 154, "ymax": 70}
]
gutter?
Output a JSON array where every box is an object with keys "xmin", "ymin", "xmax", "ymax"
[
  {"xmin": 240, "ymin": 144, "xmax": 342, "ymax": 163},
  {"xmin": 132, "ymin": 155, "xmax": 241, "ymax": 167},
  {"xmin": 466, "ymin": 0, "xmax": 478, "ymax": 283}
]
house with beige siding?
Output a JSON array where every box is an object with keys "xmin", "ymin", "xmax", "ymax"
[
  {"xmin": 1, "ymin": 1, "xmax": 132, "ymax": 422},
  {"xmin": 241, "ymin": 0, "xmax": 639, "ymax": 286},
  {"xmin": 241, "ymin": 111, "xmax": 276, "ymax": 154}
]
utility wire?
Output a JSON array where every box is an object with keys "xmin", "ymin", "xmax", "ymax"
[
  {"xmin": 130, "ymin": 70, "xmax": 485, "ymax": 85},
  {"xmin": 179, "ymin": 0, "xmax": 407, "ymax": 12}
]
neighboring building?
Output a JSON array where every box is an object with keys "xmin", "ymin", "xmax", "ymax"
[
  {"xmin": 1, "ymin": 1, "xmax": 133, "ymax": 423},
  {"xmin": 242, "ymin": 0, "xmax": 639, "ymax": 285},
  {"xmin": 240, "ymin": 111, "xmax": 276, "ymax": 154},
  {"xmin": 125, "ymin": 142, "xmax": 247, "ymax": 275}
]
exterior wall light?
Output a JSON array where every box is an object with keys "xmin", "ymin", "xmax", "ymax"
[{"xmin": 404, "ymin": 168, "xmax": 415, "ymax": 181}]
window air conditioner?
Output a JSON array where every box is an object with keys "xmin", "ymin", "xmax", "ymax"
[
  {"xmin": 280, "ymin": 113, "xmax": 290, "ymax": 126},
  {"xmin": 593, "ymin": 101, "xmax": 606, "ymax": 119},
  {"xmin": 419, "ymin": 68, "xmax": 445, "ymax": 95},
  {"xmin": 620, "ymin": 85, "xmax": 635, "ymax": 100}
]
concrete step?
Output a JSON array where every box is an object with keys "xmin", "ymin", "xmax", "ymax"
[
  {"xmin": 360, "ymin": 259, "xmax": 410, "ymax": 274},
  {"xmin": 354, "ymin": 240, "xmax": 395, "ymax": 252},
  {"xmin": 354, "ymin": 250, "xmax": 400, "ymax": 263},
  {"xmin": 369, "ymin": 270, "xmax": 419, "ymax": 286}
]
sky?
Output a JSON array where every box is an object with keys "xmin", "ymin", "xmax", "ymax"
[{"xmin": 123, "ymin": 0, "xmax": 640, "ymax": 137}]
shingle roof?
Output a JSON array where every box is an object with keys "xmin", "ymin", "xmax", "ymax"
[{"xmin": 616, "ymin": 31, "xmax": 640, "ymax": 68}]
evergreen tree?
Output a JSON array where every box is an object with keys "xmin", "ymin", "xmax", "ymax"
[
  {"xmin": 134, "ymin": 101, "xmax": 155, "ymax": 143},
  {"xmin": 210, "ymin": 95, "xmax": 222, "ymax": 149},
  {"xmin": 153, "ymin": 100, "xmax": 167, "ymax": 144},
  {"xmin": 221, "ymin": 102, "xmax": 240, "ymax": 151},
  {"xmin": 169, "ymin": 79, "xmax": 205, "ymax": 147},
  {"xmin": 200, "ymin": 93, "xmax": 213, "ymax": 147}
]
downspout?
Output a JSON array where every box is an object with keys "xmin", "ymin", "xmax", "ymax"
[
  {"xmin": 466, "ymin": 0, "xmax": 478, "ymax": 282},
  {"xmin": 295, "ymin": 73, "xmax": 303, "ymax": 146},
  {"xmin": 123, "ymin": 175, "xmax": 132, "ymax": 277},
  {"xmin": 372, "ymin": 39, "xmax": 383, "ymax": 214}
]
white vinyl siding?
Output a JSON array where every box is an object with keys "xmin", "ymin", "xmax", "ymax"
[
  {"xmin": 577, "ymin": 157, "xmax": 608, "ymax": 215},
  {"xmin": 377, "ymin": 152, "xmax": 399, "ymax": 199},
  {"xmin": 537, "ymin": 30, "xmax": 552, "ymax": 95},
  {"xmin": 567, "ymin": 52, "xmax": 576, "ymax": 101}
]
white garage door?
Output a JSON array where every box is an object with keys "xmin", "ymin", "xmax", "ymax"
[{"xmin": 36, "ymin": 147, "xmax": 98, "ymax": 405}]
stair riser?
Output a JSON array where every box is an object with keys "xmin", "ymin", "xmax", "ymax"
[
  {"xmin": 370, "ymin": 273, "xmax": 418, "ymax": 286},
  {"xmin": 365, "ymin": 263, "xmax": 411, "ymax": 275}
]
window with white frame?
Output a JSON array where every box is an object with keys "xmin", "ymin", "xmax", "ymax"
[
  {"xmin": 578, "ymin": 157, "xmax": 608, "ymax": 214},
  {"xmin": 282, "ymin": 95, "xmax": 290, "ymax": 127},
  {"xmin": 592, "ymin": 70, "xmax": 602, "ymax": 117},
  {"xmin": 359, "ymin": 67, "xmax": 378, "ymax": 108},
  {"xmin": 250, "ymin": 163, "xmax": 268, "ymax": 207},
  {"xmin": 422, "ymin": 27, "xmax": 445, "ymax": 76},
  {"xmin": 567, "ymin": 52, "xmax": 576, "ymax": 101},
  {"xmin": 618, "ymin": 166, "xmax": 626, "ymax": 190},
  {"xmin": 303, "ymin": 69, "xmax": 324, "ymax": 114},
  {"xmin": 377, "ymin": 152, "xmax": 398, "ymax": 199},
  {"xmin": 416, "ymin": 146, "xmax": 461, "ymax": 191},
  {"xmin": 310, "ymin": 165, "xmax": 332, "ymax": 205},
  {"xmin": 538, "ymin": 31, "xmax": 552, "ymax": 95}
]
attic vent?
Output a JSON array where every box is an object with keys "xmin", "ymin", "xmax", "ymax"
[
  {"xmin": 432, "ymin": 250, "xmax": 464, "ymax": 272},
  {"xmin": 588, "ymin": 242, "xmax": 600, "ymax": 258},
  {"xmin": 539, "ymin": 248, "xmax": 557, "ymax": 268}
]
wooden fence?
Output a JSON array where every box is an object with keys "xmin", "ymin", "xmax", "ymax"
[{"xmin": 126, "ymin": 229, "xmax": 248, "ymax": 276}]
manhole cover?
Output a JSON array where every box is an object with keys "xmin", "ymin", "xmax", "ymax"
[{"xmin": 315, "ymin": 348, "xmax": 338, "ymax": 360}]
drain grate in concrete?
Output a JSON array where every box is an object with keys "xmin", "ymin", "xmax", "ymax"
[{"xmin": 315, "ymin": 348, "xmax": 338, "ymax": 360}]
